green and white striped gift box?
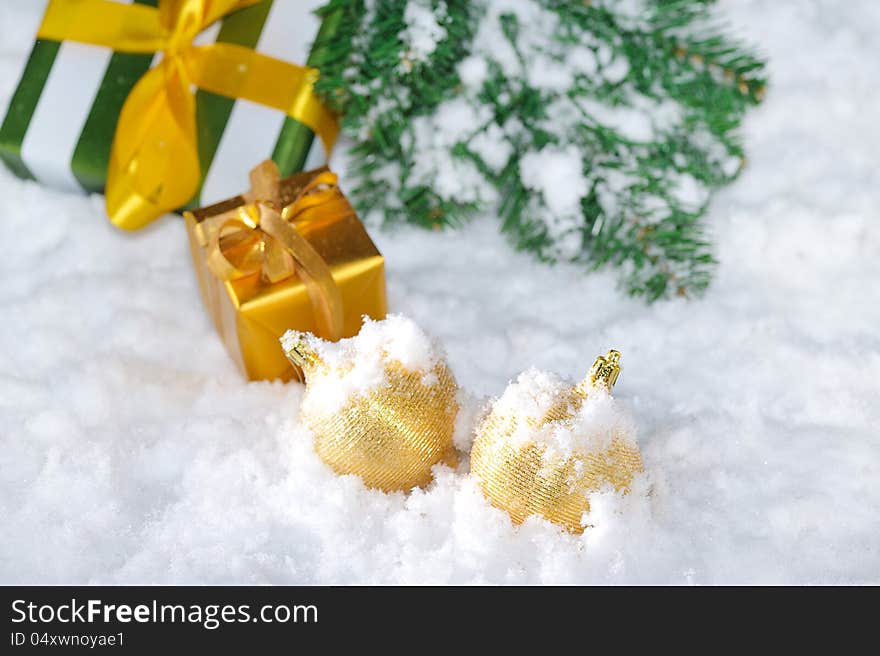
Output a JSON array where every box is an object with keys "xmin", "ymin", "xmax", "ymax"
[{"xmin": 0, "ymin": 0, "xmax": 330, "ymax": 212}]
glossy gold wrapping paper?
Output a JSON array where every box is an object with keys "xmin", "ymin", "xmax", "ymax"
[
  {"xmin": 284, "ymin": 333, "xmax": 459, "ymax": 492},
  {"xmin": 470, "ymin": 352, "xmax": 643, "ymax": 533},
  {"xmin": 185, "ymin": 168, "xmax": 386, "ymax": 381}
]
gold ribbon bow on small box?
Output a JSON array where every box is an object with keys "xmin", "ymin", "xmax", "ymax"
[
  {"xmin": 37, "ymin": 0, "xmax": 338, "ymax": 230},
  {"xmin": 185, "ymin": 161, "xmax": 387, "ymax": 381},
  {"xmin": 195, "ymin": 161, "xmax": 345, "ymax": 341}
]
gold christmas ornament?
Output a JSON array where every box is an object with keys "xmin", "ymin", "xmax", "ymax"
[
  {"xmin": 470, "ymin": 350, "xmax": 643, "ymax": 533},
  {"xmin": 282, "ymin": 317, "xmax": 459, "ymax": 492}
]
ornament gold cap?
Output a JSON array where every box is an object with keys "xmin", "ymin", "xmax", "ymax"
[
  {"xmin": 280, "ymin": 330, "xmax": 322, "ymax": 371},
  {"xmin": 581, "ymin": 349, "xmax": 622, "ymax": 393}
]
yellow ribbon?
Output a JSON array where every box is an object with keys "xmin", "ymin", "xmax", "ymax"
[
  {"xmin": 192, "ymin": 160, "xmax": 345, "ymax": 341},
  {"xmin": 37, "ymin": 0, "xmax": 339, "ymax": 230}
]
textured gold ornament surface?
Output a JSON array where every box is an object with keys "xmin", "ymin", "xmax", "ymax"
[
  {"xmin": 284, "ymin": 332, "xmax": 459, "ymax": 492},
  {"xmin": 470, "ymin": 350, "xmax": 643, "ymax": 533}
]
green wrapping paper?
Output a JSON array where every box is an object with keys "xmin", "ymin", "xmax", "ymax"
[{"xmin": 0, "ymin": 0, "xmax": 336, "ymax": 210}]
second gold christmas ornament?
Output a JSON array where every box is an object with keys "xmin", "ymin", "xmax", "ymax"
[{"xmin": 470, "ymin": 351, "xmax": 644, "ymax": 533}]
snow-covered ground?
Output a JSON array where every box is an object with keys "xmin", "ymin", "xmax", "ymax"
[{"xmin": 1, "ymin": 0, "xmax": 878, "ymax": 584}]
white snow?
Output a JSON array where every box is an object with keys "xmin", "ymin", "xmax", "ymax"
[
  {"xmin": 1, "ymin": 0, "xmax": 879, "ymax": 583},
  {"xmin": 468, "ymin": 123, "xmax": 512, "ymax": 173},
  {"xmin": 408, "ymin": 97, "xmax": 498, "ymax": 204},
  {"xmin": 576, "ymin": 98, "xmax": 658, "ymax": 143},
  {"xmin": 398, "ymin": 0, "xmax": 447, "ymax": 73},
  {"xmin": 518, "ymin": 145, "xmax": 589, "ymax": 258},
  {"xmin": 600, "ymin": 58, "xmax": 630, "ymax": 85},
  {"xmin": 281, "ymin": 315, "xmax": 444, "ymax": 415},
  {"xmin": 519, "ymin": 146, "xmax": 588, "ymax": 218},
  {"xmin": 482, "ymin": 368, "xmax": 638, "ymax": 459}
]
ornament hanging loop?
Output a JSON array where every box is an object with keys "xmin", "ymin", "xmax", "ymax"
[
  {"xmin": 579, "ymin": 349, "xmax": 622, "ymax": 394},
  {"xmin": 281, "ymin": 330, "xmax": 322, "ymax": 371}
]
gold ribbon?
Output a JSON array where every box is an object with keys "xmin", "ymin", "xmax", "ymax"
[
  {"xmin": 192, "ymin": 160, "xmax": 345, "ymax": 341},
  {"xmin": 37, "ymin": 0, "xmax": 339, "ymax": 230}
]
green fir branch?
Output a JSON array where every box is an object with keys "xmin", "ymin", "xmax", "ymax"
[{"xmin": 314, "ymin": 0, "xmax": 766, "ymax": 300}]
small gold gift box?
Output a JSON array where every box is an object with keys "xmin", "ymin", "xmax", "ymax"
[{"xmin": 184, "ymin": 161, "xmax": 386, "ymax": 381}]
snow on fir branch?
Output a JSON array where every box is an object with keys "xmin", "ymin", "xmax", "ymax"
[{"xmin": 311, "ymin": 0, "xmax": 767, "ymax": 300}]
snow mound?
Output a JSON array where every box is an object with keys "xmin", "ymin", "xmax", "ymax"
[{"xmin": 486, "ymin": 368, "xmax": 638, "ymax": 458}]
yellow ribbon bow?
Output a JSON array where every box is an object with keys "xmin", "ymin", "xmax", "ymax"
[
  {"xmin": 192, "ymin": 160, "xmax": 345, "ymax": 341},
  {"xmin": 37, "ymin": 0, "xmax": 339, "ymax": 230}
]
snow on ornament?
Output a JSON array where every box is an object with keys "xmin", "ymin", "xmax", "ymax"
[
  {"xmin": 281, "ymin": 316, "xmax": 459, "ymax": 492},
  {"xmin": 469, "ymin": 350, "xmax": 643, "ymax": 533}
]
